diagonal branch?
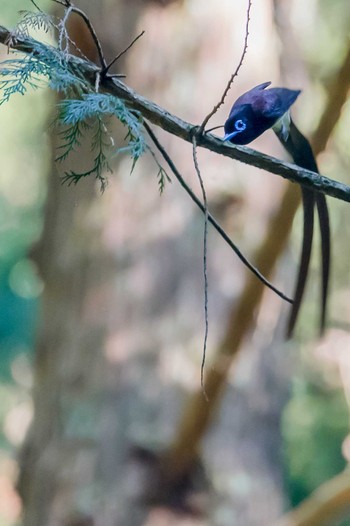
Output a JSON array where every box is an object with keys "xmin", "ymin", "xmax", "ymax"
[{"xmin": 0, "ymin": 25, "xmax": 350, "ymax": 203}]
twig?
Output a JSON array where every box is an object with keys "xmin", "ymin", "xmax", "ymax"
[
  {"xmin": 103, "ymin": 30, "xmax": 145, "ymax": 76},
  {"xmin": 206, "ymin": 125, "xmax": 224, "ymax": 133},
  {"xmin": 143, "ymin": 121, "xmax": 293, "ymax": 303},
  {"xmin": 192, "ymin": 135, "xmax": 209, "ymax": 399},
  {"xmin": 30, "ymin": 0, "xmax": 43, "ymax": 11},
  {"xmin": 53, "ymin": 0, "xmax": 107, "ymax": 69},
  {"xmin": 199, "ymin": 0, "xmax": 252, "ymax": 133},
  {"xmin": 70, "ymin": 5, "xmax": 107, "ymax": 69},
  {"xmin": 58, "ymin": 5, "xmax": 73, "ymax": 54}
]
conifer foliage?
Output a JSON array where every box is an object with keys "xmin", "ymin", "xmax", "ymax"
[{"xmin": 0, "ymin": 4, "xmax": 162, "ymax": 191}]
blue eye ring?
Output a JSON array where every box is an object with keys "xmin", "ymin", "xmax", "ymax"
[{"xmin": 234, "ymin": 119, "xmax": 246, "ymax": 131}]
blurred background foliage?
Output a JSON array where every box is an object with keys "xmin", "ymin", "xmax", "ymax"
[
  {"xmin": 283, "ymin": 378, "xmax": 348, "ymax": 507},
  {"xmin": 0, "ymin": 0, "xmax": 49, "ymax": 377},
  {"xmin": 0, "ymin": 0, "xmax": 350, "ymax": 525},
  {"xmin": 0, "ymin": 2, "xmax": 50, "ymax": 524}
]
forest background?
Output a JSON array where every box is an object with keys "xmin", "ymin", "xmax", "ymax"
[{"xmin": 0, "ymin": 0, "xmax": 350, "ymax": 525}]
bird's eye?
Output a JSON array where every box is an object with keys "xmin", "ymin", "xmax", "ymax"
[{"xmin": 234, "ymin": 119, "xmax": 246, "ymax": 131}]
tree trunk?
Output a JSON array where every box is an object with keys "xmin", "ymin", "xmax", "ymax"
[{"xmin": 18, "ymin": 3, "xmax": 149, "ymax": 525}]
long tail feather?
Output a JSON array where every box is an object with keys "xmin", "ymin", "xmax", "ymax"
[
  {"xmin": 274, "ymin": 119, "xmax": 330, "ymax": 335},
  {"xmin": 315, "ymin": 193, "xmax": 330, "ymax": 333},
  {"xmin": 287, "ymin": 188, "xmax": 314, "ymax": 337}
]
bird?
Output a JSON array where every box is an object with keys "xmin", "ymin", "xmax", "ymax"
[{"xmin": 224, "ymin": 82, "xmax": 330, "ymax": 337}]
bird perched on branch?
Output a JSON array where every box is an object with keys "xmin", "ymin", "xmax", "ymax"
[{"xmin": 224, "ymin": 82, "xmax": 330, "ymax": 336}]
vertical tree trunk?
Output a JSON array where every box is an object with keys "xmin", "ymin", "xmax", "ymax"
[{"xmin": 18, "ymin": 3, "xmax": 147, "ymax": 525}]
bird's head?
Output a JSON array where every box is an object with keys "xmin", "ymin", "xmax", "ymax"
[{"xmin": 224, "ymin": 82, "xmax": 300, "ymax": 145}]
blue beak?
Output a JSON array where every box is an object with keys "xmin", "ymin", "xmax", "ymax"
[{"xmin": 224, "ymin": 131, "xmax": 239, "ymax": 142}]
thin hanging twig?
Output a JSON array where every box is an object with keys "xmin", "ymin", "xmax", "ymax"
[
  {"xmin": 199, "ymin": 0, "xmax": 252, "ymax": 133},
  {"xmin": 192, "ymin": 135, "xmax": 209, "ymax": 399}
]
